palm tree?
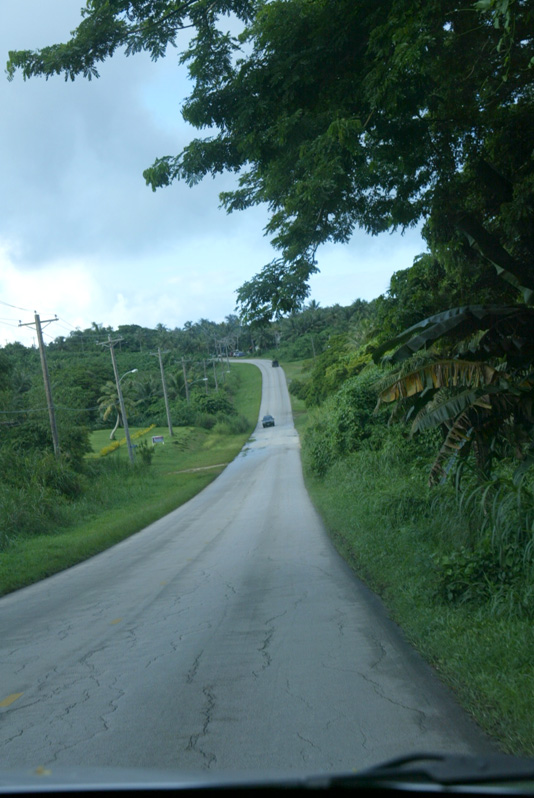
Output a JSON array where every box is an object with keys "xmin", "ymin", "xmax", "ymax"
[
  {"xmin": 134, "ymin": 376, "xmax": 161, "ymax": 409},
  {"xmin": 97, "ymin": 381, "xmax": 136, "ymax": 440}
]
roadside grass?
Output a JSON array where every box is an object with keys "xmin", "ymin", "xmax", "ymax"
[
  {"xmin": 282, "ymin": 360, "xmax": 534, "ymax": 756},
  {"xmin": 280, "ymin": 359, "xmax": 310, "ymax": 432},
  {"xmin": 306, "ymin": 455, "xmax": 534, "ymax": 756},
  {"xmin": 0, "ymin": 364, "xmax": 261, "ymax": 596}
]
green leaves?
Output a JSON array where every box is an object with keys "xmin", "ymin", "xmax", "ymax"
[
  {"xmin": 6, "ymin": 1, "xmax": 256, "ymax": 82},
  {"xmin": 372, "ymin": 300, "xmax": 534, "ymax": 483},
  {"xmin": 235, "ymin": 257, "xmax": 317, "ymax": 324},
  {"xmin": 6, "ymin": 0, "xmax": 534, "ymax": 320},
  {"xmin": 373, "ymin": 305, "xmax": 530, "ymax": 365}
]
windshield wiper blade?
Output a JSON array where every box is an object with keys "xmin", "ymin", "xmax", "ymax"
[{"xmin": 326, "ymin": 753, "xmax": 534, "ymax": 789}]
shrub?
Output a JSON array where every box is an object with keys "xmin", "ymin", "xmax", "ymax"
[
  {"xmin": 194, "ymin": 411, "xmax": 217, "ymax": 429},
  {"xmin": 212, "ymin": 414, "xmax": 251, "ymax": 435},
  {"xmin": 302, "ymin": 366, "xmax": 389, "ymax": 475},
  {"xmin": 192, "ymin": 392, "xmax": 236, "ymax": 416},
  {"xmin": 136, "ymin": 439, "xmax": 155, "ymax": 466},
  {"xmin": 173, "ymin": 399, "xmax": 196, "ymax": 426},
  {"xmin": 432, "ymin": 542, "xmax": 534, "ymax": 617}
]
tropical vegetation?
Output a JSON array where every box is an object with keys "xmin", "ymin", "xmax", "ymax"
[{"xmin": 4, "ymin": 0, "xmax": 534, "ymax": 754}]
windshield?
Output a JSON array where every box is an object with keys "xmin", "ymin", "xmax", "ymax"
[{"xmin": 1, "ymin": 0, "xmax": 533, "ymax": 787}]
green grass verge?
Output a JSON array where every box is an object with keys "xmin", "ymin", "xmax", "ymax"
[
  {"xmin": 280, "ymin": 359, "xmax": 310, "ymax": 432},
  {"xmin": 0, "ymin": 364, "xmax": 262, "ymax": 596},
  {"xmin": 305, "ymin": 456, "xmax": 534, "ymax": 756},
  {"xmin": 281, "ymin": 359, "xmax": 534, "ymax": 757}
]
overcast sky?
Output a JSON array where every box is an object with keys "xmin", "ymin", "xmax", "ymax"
[{"xmin": 0, "ymin": 0, "xmax": 426, "ymax": 347}]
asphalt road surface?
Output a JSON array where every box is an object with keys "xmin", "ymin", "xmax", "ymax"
[{"xmin": 0, "ymin": 359, "xmax": 494, "ymax": 777}]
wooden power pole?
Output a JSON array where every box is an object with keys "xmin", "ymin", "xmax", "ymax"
[
  {"xmin": 19, "ymin": 312, "xmax": 60, "ymax": 458},
  {"xmin": 97, "ymin": 336, "xmax": 135, "ymax": 464},
  {"xmin": 150, "ymin": 348, "xmax": 173, "ymax": 437}
]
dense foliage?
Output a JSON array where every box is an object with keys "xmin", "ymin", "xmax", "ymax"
[{"xmin": 0, "ymin": 315, "xmax": 256, "ymax": 550}]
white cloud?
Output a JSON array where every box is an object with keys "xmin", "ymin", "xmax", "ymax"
[{"xmin": 0, "ymin": 245, "xmax": 103, "ymax": 345}]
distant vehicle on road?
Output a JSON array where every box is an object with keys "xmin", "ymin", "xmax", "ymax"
[
  {"xmin": 262, "ymin": 414, "xmax": 275, "ymax": 428},
  {"xmin": 272, "ymin": 359, "xmax": 279, "ymax": 367},
  {"xmin": 233, "ymin": 351, "xmax": 245, "ymax": 357}
]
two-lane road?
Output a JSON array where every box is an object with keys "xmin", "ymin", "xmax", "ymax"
[{"xmin": 0, "ymin": 360, "xmax": 493, "ymax": 774}]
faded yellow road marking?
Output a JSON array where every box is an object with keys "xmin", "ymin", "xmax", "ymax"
[
  {"xmin": 110, "ymin": 618, "xmax": 122, "ymax": 625},
  {"xmin": 0, "ymin": 693, "xmax": 23, "ymax": 707}
]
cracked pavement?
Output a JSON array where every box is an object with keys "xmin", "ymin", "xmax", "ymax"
[{"xmin": 0, "ymin": 360, "xmax": 494, "ymax": 774}]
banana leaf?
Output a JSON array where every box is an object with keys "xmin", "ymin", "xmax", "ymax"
[
  {"xmin": 377, "ymin": 360, "xmax": 500, "ymax": 406},
  {"xmin": 429, "ymin": 413, "xmax": 474, "ymax": 485},
  {"xmin": 372, "ymin": 305, "xmax": 527, "ymax": 365},
  {"xmin": 411, "ymin": 386, "xmax": 501, "ymax": 434}
]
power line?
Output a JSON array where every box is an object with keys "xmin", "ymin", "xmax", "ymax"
[
  {"xmin": 0, "ymin": 299, "xmax": 32, "ymax": 312},
  {"xmin": 56, "ymin": 316, "xmax": 79, "ymax": 330}
]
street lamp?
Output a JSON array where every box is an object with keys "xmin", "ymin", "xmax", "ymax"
[
  {"xmin": 184, "ymin": 376, "xmax": 208, "ymax": 391},
  {"xmin": 120, "ymin": 368, "xmax": 138, "ymax": 384}
]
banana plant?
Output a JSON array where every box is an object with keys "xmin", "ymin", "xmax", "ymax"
[{"xmin": 373, "ymin": 305, "xmax": 534, "ymax": 483}]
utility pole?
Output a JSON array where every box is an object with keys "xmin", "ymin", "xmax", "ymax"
[
  {"xmin": 182, "ymin": 358, "xmax": 190, "ymax": 404},
  {"xmin": 203, "ymin": 359, "xmax": 209, "ymax": 394},
  {"xmin": 19, "ymin": 312, "xmax": 60, "ymax": 458},
  {"xmin": 150, "ymin": 348, "xmax": 173, "ymax": 437},
  {"xmin": 212, "ymin": 359, "xmax": 219, "ymax": 391},
  {"xmin": 98, "ymin": 336, "xmax": 135, "ymax": 464}
]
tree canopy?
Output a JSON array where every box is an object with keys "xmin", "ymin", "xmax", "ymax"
[{"xmin": 7, "ymin": 0, "xmax": 534, "ymax": 319}]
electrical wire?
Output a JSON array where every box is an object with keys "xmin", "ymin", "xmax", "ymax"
[
  {"xmin": 0, "ymin": 299, "xmax": 32, "ymax": 312},
  {"xmin": 56, "ymin": 316, "xmax": 79, "ymax": 331}
]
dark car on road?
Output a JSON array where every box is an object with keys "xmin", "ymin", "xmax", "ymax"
[{"xmin": 262, "ymin": 415, "xmax": 275, "ymax": 428}]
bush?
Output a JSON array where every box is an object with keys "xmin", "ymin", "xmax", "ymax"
[
  {"xmin": 136, "ymin": 439, "xmax": 155, "ymax": 466},
  {"xmin": 192, "ymin": 411, "xmax": 214, "ymax": 429},
  {"xmin": 212, "ymin": 414, "xmax": 251, "ymax": 435},
  {"xmin": 0, "ymin": 448, "xmax": 87, "ymax": 549},
  {"xmin": 302, "ymin": 366, "xmax": 389, "ymax": 475},
  {"xmin": 173, "ymin": 399, "xmax": 196, "ymax": 426},
  {"xmin": 192, "ymin": 392, "xmax": 236, "ymax": 416},
  {"xmin": 432, "ymin": 542, "xmax": 534, "ymax": 617}
]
